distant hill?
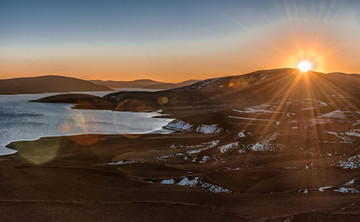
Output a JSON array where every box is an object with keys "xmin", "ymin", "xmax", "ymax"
[
  {"xmin": 89, "ymin": 79, "xmax": 200, "ymax": 89},
  {"xmin": 0, "ymin": 75, "xmax": 112, "ymax": 94}
]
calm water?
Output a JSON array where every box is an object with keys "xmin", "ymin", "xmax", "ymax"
[{"xmin": 0, "ymin": 89, "xmax": 172, "ymax": 156}]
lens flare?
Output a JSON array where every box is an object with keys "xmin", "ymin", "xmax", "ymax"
[
  {"xmin": 113, "ymin": 100, "xmax": 142, "ymax": 139},
  {"xmin": 60, "ymin": 101, "xmax": 101, "ymax": 146},
  {"xmin": 14, "ymin": 138, "xmax": 62, "ymax": 165},
  {"xmin": 157, "ymin": 96, "xmax": 169, "ymax": 105}
]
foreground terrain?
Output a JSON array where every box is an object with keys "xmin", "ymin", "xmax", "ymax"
[
  {"xmin": 1, "ymin": 132, "xmax": 359, "ymax": 221},
  {"xmin": 2, "ymin": 68, "xmax": 359, "ymax": 221}
]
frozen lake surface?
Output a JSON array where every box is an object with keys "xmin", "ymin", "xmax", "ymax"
[{"xmin": 0, "ymin": 89, "xmax": 172, "ymax": 156}]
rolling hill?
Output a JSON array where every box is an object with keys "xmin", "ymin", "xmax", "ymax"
[
  {"xmin": 0, "ymin": 75, "xmax": 112, "ymax": 94},
  {"xmin": 98, "ymin": 68, "xmax": 359, "ymax": 112},
  {"xmin": 16, "ymin": 68, "xmax": 360, "ymax": 220},
  {"xmin": 89, "ymin": 79, "xmax": 200, "ymax": 89}
]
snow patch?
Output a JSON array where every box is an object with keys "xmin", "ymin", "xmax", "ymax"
[
  {"xmin": 233, "ymin": 105, "xmax": 280, "ymax": 114},
  {"xmin": 196, "ymin": 124, "xmax": 223, "ymax": 134},
  {"xmin": 326, "ymin": 131, "xmax": 351, "ymax": 142},
  {"xmin": 155, "ymin": 153, "xmax": 184, "ymax": 161},
  {"xmin": 199, "ymin": 155, "xmax": 210, "ymax": 163},
  {"xmin": 186, "ymin": 141, "xmax": 218, "ymax": 154},
  {"xmin": 201, "ymin": 182, "xmax": 231, "ymax": 193},
  {"xmin": 319, "ymin": 186, "xmax": 332, "ymax": 192},
  {"xmin": 176, "ymin": 177, "xmax": 231, "ymax": 193},
  {"xmin": 249, "ymin": 133, "xmax": 284, "ymax": 152},
  {"xmin": 165, "ymin": 119, "xmax": 193, "ymax": 131},
  {"xmin": 334, "ymin": 187, "xmax": 360, "ymax": 193},
  {"xmin": 219, "ymin": 142, "xmax": 239, "ymax": 153},
  {"xmin": 207, "ymin": 140, "xmax": 220, "ymax": 147},
  {"xmin": 185, "ymin": 140, "xmax": 219, "ymax": 156},
  {"xmin": 177, "ymin": 177, "xmax": 199, "ymax": 187},
  {"xmin": 321, "ymin": 110, "xmax": 346, "ymax": 119},
  {"xmin": 108, "ymin": 160, "xmax": 141, "ymax": 165},
  {"xmin": 318, "ymin": 101, "xmax": 328, "ymax": 106},
  {"xmin": 161, "ymin": 179, "xmax": 175, "ymax": 184},
  {"xmin": 251, "ymin": 143, "xmax": 267, "ymax": 151},
  {"xmin": 238, "ymin": 130, "xmax": 246, "ymax": 138},
  {"xmin": 237, "ymin": 149, "xmax": 246, "ymax": 153},
  {"xmin": 170, "ymin": 140, "xmax": 219, "ymax": 150},
  {"xmin": 187, "ymin": 149, "xmax": 203, "ymax": 154},
  {"xmin": 345, "ymin": 129, "xmax": 360, "ymax": 137},
  {"xmin": 345, "ymin": 178, "xmax": 356, "ymax": 186},
  {"xmin": 225, "ymin": 167, "xmax": 240, "ymax": 171},
  {"xmin": 337, "ymin": 155, "xmax": 360, "ymax": 169}
]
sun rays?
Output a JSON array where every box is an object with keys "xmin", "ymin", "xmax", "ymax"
[{"xmin": 227, "ymin": 67, "xmax": 359, "ymax": 169}]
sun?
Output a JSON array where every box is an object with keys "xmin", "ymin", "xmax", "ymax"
[{"xmin": 297, "ymin": 61, "xmax": 312, "ymax": 72}]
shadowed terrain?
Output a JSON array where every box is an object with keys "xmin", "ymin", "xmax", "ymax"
[{"xmin": 90, "ymin": 79, "xmax": 200, "ymax": 90}]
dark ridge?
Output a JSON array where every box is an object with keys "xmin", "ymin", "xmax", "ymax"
[
  {"xmin": 0, "ymin": 75, "xmax": 113, "ymax": 94},
  {"xmin": 89, "ymin": 79, "xmax": 200, "ymax": 89}
]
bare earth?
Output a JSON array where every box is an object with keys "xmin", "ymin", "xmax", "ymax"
[{"xmin": 1, "ymin": 134, "xmax": 359, "ymax": 222}]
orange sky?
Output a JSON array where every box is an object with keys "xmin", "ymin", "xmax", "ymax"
[
  {"xmin": 1, "ymin": 1, "xmax": 360, "ymax": 82},
  {"xmin": 2, "ymin": 24, "xmax": 359, "ymax": 82}
]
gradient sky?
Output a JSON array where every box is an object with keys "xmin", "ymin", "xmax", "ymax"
[{"xmin": 1, "ymin": 0, "xmax": 360, "ymax": 82}]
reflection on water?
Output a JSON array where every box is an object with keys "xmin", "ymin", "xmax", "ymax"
[{"xmin": 0, "ymin": 90, "xmax": 173, "ymax": 156}]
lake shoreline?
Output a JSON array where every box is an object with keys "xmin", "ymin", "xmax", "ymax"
[{"xmin": 0, "ymin": 92, "xmax": 173, "ymax": 156}]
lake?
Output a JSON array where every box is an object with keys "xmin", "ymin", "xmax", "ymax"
[{"xmin": 0, "ymin": 89, "xmax": 173, "ymax": 156}]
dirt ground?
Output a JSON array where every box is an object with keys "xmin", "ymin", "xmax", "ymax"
[{"xmin": 1, "ymin": 134, "xmax": 359, "ymax": 221}]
